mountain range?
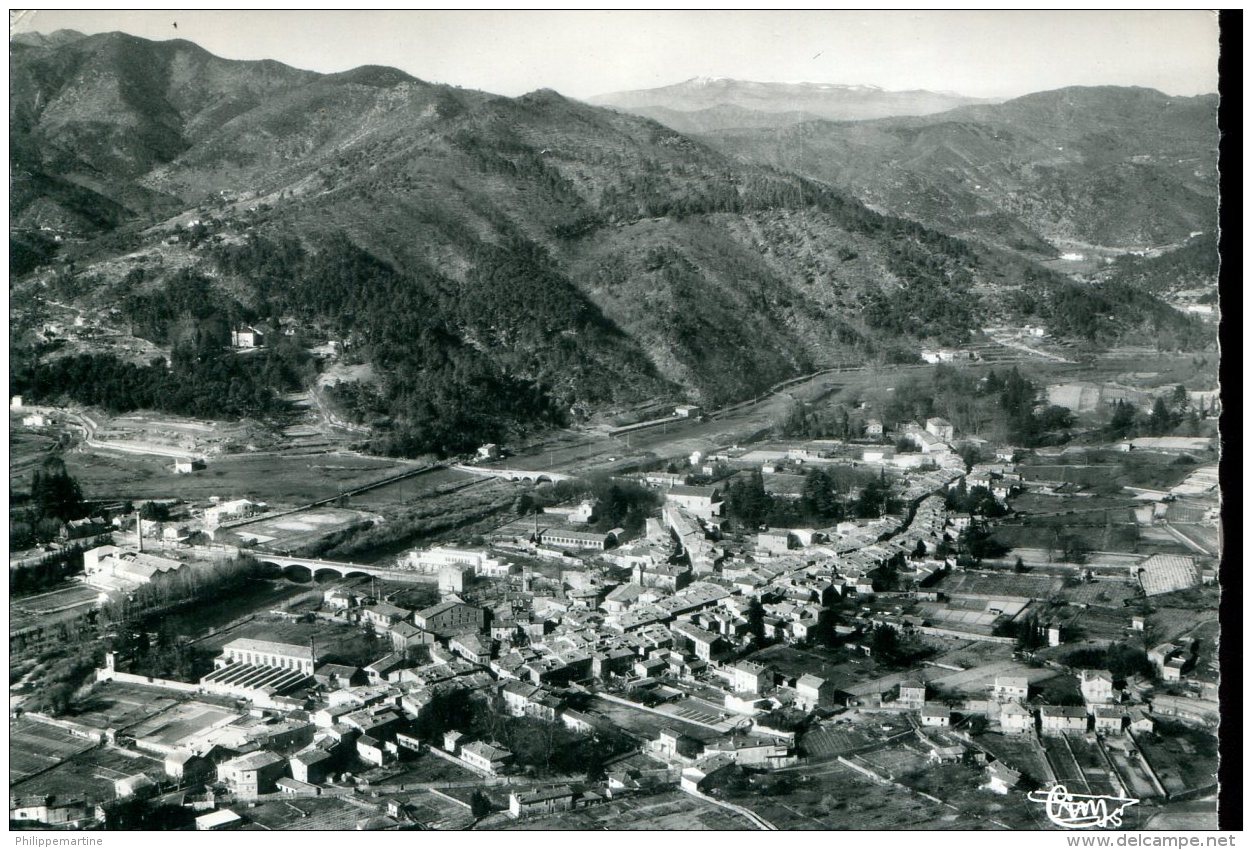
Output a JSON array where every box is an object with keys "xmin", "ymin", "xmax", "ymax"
[
  {"xmin": 697, "ymin": 86, "xmax": 1219, "ymax": 254},
  {"xmin": 8, "ymin": 32, "xmax": 1215, "ymax": 454},
  {"xmin": 587, "ymin": 77, "xmax": 991, "ymax": 131}
]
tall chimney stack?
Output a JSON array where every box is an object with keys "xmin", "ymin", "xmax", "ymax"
[{"xmin": 135, "ymin": 508, "xmax": 143, "ymax": 553}]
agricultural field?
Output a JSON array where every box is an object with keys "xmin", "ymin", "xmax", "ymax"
[
  {"xmin": 923, "ymin": 658, "xmax": 1059, "ymax": 699},
  {"xmin": 1045, "ymin": 602, "xmax": 1144, "ymax": 644},
  {"xmin": 61, "ymin": 447, "xmax": 414, "ymax": 506},
  {"xmin": 1102, "ymin": 742, "xmax": 1162, "ymax": 801},
  {"xmin": 747, "ymin": 644, "xmax": 868, "ymax": 689},
  {"xmin": 1143, "ymin": 799, "xmax": 1220, "ymax": 830},
  {"xmin": 855, "ymin": 742, "xmax": 930, "ymax": 780},
  {"xmin": 1133, "ymin": 725, "xmax": 1219, "ymax": 798},
  {"xmin": 1056, "ymin": 580, "xmax": 1142, "ymax": 607},
  {"xmin": 932, "ymin": 571, "xmax": 1065, "ymax": 601},
  {"xmin": 244, "ymin": 796, "xmax": 395, "ymax": 830},
  {"xmin": 1063, "ymin": 734, "xmax": 1121, "ymax": 797},
  {"xmin": 490, "ymin": 790, "xmax": 752, "ymax": 830},
  {"xmin": 726, "ymin": 760, "xmax": 1004, "ymax": 830},
  {"xmin": 9, "ymin": 429, "xmax": 60, "ymax": 485},
  {"xmin": 9, "ymin": 718, "xmax": 97, "ymax": 784},
  {"xmin": 190, "ymin": 614, "xmax": 366, "ymax": 658},
  {"xmin": 800, "ymin": 720, "xmax": 898, "ymax": 759},
  {"xmin": 1041, "ymin": 735, "xmax": 1090, "ymax": 793},
  {"xmin": 895, "ymin": 760, "xmax": 1044, "ymax": 829},
  {"xmin": 377, "ymin": 752, "xmax": 480, "ymax": 785},
  {"xmin": 10, "ymin": 744, "xmax": 164, "ymax": 802},
  {"xmin": 1018, "ymin": 453, "xmax": 1204, "ymax": 495},
  {"xmin": 975, "ymin": 733, "xmax": 1053, "ymax": 785}
]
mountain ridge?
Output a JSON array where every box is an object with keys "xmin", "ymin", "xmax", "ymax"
[
  {"xmin": 9, "ymin": 33, "xmax": 1213, "ymax": 455},
  {"xmin": 586, "ymin": 76, "xmax": 994, "ymax": 126},
  {"xmin": 700, "ymin": 85, "xmax": 1219, "ymax": 253}
]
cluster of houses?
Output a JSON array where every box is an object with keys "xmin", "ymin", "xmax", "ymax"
[
  {"xmin": 880, "ymin": 673, "xmax": 1158, "ymax": 740},
  {"xmin": 17, "ymin": 397, "xmax": 1222, "ymax": 832}
]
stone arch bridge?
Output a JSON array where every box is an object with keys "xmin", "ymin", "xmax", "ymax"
[
  {"xmin": 243, "ymin": 552, "xmax": 434, "ymax": 584},
  {"xmin": 452, "ymin": 464, "xmax": 572, "ymax": 484}
]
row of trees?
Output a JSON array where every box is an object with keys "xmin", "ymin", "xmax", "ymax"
[
  {"xmin": 97, "ymin": 556, "xmax": 258, "ymax": 625},
  {"xmin": 723, "ymin": 468, "xmax": 903, "ymax": 529},
  {"xmin": 10, "ymin": 455, "xmax": 87, "ymax": 550},
  {"xmin": 1106, "ymin": 393, "xmax": 1207, "ymax": 440}
]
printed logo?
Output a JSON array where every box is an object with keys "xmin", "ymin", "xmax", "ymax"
[{"xmin": 1027, "ymin": 784, "xmax": 1139, "ymax": 829}]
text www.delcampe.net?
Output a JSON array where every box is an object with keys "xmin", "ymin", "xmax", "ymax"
[{"xmin": 1066, "ymin": 838, "xmax": 1237, "ymax": 848}]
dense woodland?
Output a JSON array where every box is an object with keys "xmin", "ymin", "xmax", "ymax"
[
  {"xmin": 212, "ymin": 232, "xmax": 661, "ymax": 455},
  {"xmin": 11, "ymin": 347, "xmax": 291, "ymax": 420}
]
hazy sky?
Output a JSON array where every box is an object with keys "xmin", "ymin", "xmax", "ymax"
[{"xmin": 10, "ymin": 10, "xmax": 1221, "ymax": 100}]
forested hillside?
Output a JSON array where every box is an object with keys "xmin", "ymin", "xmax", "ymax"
[{"xmin": 9, "ymin": 33, "xmax": 1215, "ymax": 455}]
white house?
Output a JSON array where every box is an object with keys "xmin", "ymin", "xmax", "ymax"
[
  {"xmin": 231, "ymin": 326, "xmax": 264, "ymax": 348},
  {"xmin": 460, "ymin": 741, "xmax": 512, "ymax": 774},
  {"xmin": 664, "ymin": 485, "xmax": 722, "ymax": 521},
  {"xmin": 920, "ymin": 703, "xmax": 952, "ymax": 727},
  {"xmin": 731, "ymin": 661, "xmax": 772, "ymax": 695},
  {"xmin": 1079, "ymin": 670, "xmax": 1116, "ymax": 705},
  {"xmin": 993, "ymin": 675, "xmax": 1029, "ymax": 703},
  {"xmin": 925, "ymin": 417, "xmax": 955, "ymax": 442},
  {"xmin": 897, "ymin": 680, "xmax": 927, "ymax": 710},
  {"xmin": 795, "ymin": 674, "xmax": 836, "ymax": 710},
  {"xmin": 1040, "ymin": 705, "xmax": 1088, "ymax": 735},
  {"xmin": 984, "ymin": 762, "xmax": 1022, "ymax": 795},
  {"xmin": 999, "ymin": 701, "xmax": 1033, "ymax": 735}
]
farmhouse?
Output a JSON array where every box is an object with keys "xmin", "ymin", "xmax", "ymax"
[
  {"xmin": 1079, "ymin": 670, "xmax": 1116, "ymax": 705},
  {"xmin": 361, "ymin": 602, "xmax": 411, "ymax": 631},
  {"xmin": 731, "ymin": 661, "xmax": 772, "ymax": 695},
  {"xmin": 984, "ymin": 762, "xmax": 1022, "ymax": 795},
  {"xmin": 1093, "ymin": 706, "xmax": 1125, "ymax": 734}
]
